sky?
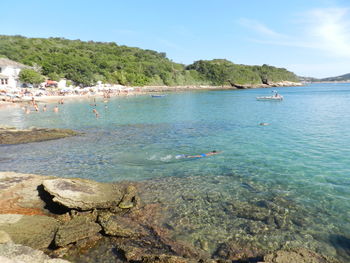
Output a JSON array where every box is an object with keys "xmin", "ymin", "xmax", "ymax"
[{"xmin": 1, "ymin": 0, "xmax": 350, "ymax": 78}]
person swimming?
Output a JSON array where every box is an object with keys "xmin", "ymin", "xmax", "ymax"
[
  {"xmin": 92, "ymin": 108, "xmax": 99, "ymax": 118},
  {"xmin": 176, "ymin": 150, "xmax": 221, "ymax": 159}
]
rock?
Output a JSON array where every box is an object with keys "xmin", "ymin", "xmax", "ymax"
[
  {"xmin": 117, "ymin": 244, "xmax": 193, "ymax": 263},
  {"xmin": 42, "ymin": 178, "xmax": 136, "ymax": 211},
  {"xmin": 213, "ymin": 241, "xmax": 263, "ymax": 262},
  {"xmin": 98, "ymin": 212, "xmax": 146, "ymax": 237},
  {"xmin": 261, "ymin": 248, "xmax": 340, "ymax": 263},
  {"xmin": 0, "ymin": 231, "xmax": 12, "ymax": 244},
  {"xmin": 140, "ymin": 254, "xmax": 192, "ymax": 263},
  {"xmin": 0, "ymin": 214, "xmax": 59, "ymax": 249},
  {"xmin": 118, "ymin": 185, "xmax": 138, "ymax": 209},
  {"xmin": 54, "ymin": 215, "xmax": 102, "ymax": 247},
  {"xmin": 0, "ymin": 127, "xmax": 79, "ymax": 145},
  {"xmin": 0, "ymin": 243, "xmax": 70, "ymax": 263},
  {"xmin": 0, "ymin": 172, "xmax": 54, "ymax": 215}
]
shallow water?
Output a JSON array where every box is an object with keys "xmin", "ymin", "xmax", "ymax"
[{"xmin": 1, "ymin": 84, "xmax": 350, "ymax": 261}]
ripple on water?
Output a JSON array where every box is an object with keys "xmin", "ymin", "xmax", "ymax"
[{"xmin": 1, "ymin": 84, "xmax": 350, "ymax": 261}]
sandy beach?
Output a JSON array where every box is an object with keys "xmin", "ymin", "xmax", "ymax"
[{"xmin": 0, "ymin": 81, "xmax": 302, "ymax": 110}]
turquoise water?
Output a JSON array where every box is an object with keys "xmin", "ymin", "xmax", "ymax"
[{"xmin": 1, "ymin": 84, "xmax": 350, "ymax": 260}]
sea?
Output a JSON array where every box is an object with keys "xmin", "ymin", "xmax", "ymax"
[{"xmin": 1, "ymin": 83, "xmax": 350, "ymax": 261}]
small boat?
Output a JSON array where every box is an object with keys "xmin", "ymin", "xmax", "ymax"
[
  {"xmin": 256, "ymin": 95, "xmax": 283, "ymax": 101},
  {"xmin": 257, "ymin": 91, "xmax": 283, "ymax": 101},
  {"xmin": 151, "ymin": 94, "xmax": 166, "ymax": 98}
]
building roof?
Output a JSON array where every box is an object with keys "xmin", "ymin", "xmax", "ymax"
[{"xmin": 0, "ymin": 58, "xmax": 28, "ymax": 68}]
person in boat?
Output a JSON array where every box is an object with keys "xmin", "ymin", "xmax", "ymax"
[{"xmin": 176, "ymin": 150, "xmax": 221, "ymax": 159}]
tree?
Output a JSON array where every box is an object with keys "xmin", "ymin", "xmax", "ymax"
[{"xmin": 19, "ymin": 68, "xmax": 45, "ymax": 85}]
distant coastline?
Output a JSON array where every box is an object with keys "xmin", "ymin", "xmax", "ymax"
[{"xmin": 0, "ymin": 81, "xmax": 302, "ymax": 109}]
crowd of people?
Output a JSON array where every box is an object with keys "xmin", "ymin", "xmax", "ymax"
[{"xmin": 22, "ymin": 96, "xmax": 104, "ymax": 119}]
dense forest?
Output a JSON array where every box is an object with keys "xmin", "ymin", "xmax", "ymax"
[{"xmin": 0, "ymin": 35, "xmax": 299, "ymax": 87}]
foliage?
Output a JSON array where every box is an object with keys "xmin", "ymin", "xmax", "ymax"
[
  {"xmin": 18, "ymin": 68, "xmax": 45, "ymax": 85},
  {"xmin": 187, "ymin": 59, "xmax": 299, "ymax": 85},
  {"xmin": 0, "ymin": 35, "xmax": 299, "ymax": 87}
]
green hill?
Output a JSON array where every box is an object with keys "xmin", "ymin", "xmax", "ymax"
[
  {"xmin": 0, "ymin": 35, "xmax": 299, "ymax": 87},
  {"xmin": 321, "ymin": 73, "xmax": 350, "ymax": 82}
]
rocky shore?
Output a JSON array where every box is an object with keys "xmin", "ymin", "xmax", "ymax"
[
  {"xmin": 0, "ymin": 172, "xmax": 340, "ymax": 263},
  {"xmin": 0, "ymin": 127, "xmax": 79, "ymax": 144}
]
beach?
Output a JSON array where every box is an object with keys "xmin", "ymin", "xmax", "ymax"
[{"xmin": 0, "ymin": 81, "xmax": 302, "ymax": 108}]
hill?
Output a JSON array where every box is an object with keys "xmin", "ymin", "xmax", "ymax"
[
  {"xmin": 0, "ymin": 35, "xmax": 299, "ymax": 87},
  {"xmin": 320, "ymin": 73, "xmax": 350, "ymax": 82}
]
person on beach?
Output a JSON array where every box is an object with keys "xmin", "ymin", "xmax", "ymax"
[
  {"xmin": 176, "ymin": 150, "xmax": 221, "ymax": 159},
  {"xmin": 53, "ymin": 105, "xmax": 59, "ymax": 112}
]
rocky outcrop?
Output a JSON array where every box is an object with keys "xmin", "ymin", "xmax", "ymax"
[
  {"xmin": 98, "ymin": 212, "xmax": 147, "ymax": 237},
  {"xmin": 54, "ymin": 215, "xmax": 102, "ymax": 247},
  {"xmin": 0, "ymin": 172, "xmax": 341, "ymax": 263},
  {"xmin": 0, "ymin": 127, "xmax": 79, "ymax": 145},
  {"xmin": 0, "ymin": 172, "xmax": 55, "ymax": 215},
  {"xmin": 0, "ymin": 214, "xmax": 59, "ymax": 249},
  {"xmin": 42, "ymin": 178, "xmax": 138, "ymax": 211},
  {"xmin": 0, "ymin": 243, "xmax": 70, "ymax": 263}
]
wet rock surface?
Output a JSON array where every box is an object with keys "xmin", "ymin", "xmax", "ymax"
[
  {"xmin": 0, "ymin": 172, "xmax": 342, "ymax": 263},
  {"xmin": 98, "ymin": 212, "xmax": 146, "ymax": 238},
  {"xmin": 55, "ymin": 215, "xmax": 102, "ymax": 247},
  {"xmin": 0, "ymin": 127, "xmax": 79, "ymax": 145},
  {"xmin": 261, "ymin": 248, "xmax": 340, "ymax": 263}
]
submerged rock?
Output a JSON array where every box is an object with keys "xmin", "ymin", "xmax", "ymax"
[
  {"xmin": 0, "ymin": 127, "xmax": 79, "ymax": 145},
  {"xmin": 42, "ymin": 178, "xmax": 137, "ymax": 211},
  {"xmin": 0, "ymin": 243, "xmax": 70, "ymax": 263},
  {"xmin": 261, "ymin": 248, "xmax": 340, "ymax": 263},
  {"xmin": 54, "ymin": 215, "xmax": 102, "ymax": 247},
  {"xmin": 0, "ymin": 214, "xmax": 59, "ymax": 249},
  {"xmin": 98, "ymin": 212, "xmax": 147, "ymax": 237},
  {"xmin": 213, "ymin": 240, "xmax": 263, "ymax": 262}
]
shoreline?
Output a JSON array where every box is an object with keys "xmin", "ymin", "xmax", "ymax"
[{"xmin": 0, "ymin": 81, "xmax": 302, "ymax": 109}]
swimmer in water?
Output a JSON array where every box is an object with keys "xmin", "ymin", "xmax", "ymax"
[
  {"xmin": 53, "ymin": 105, "xmax": 59, "ymax": 112},
  {"xmin": 259, "ymin": 122, "xmax": 270, "ymax": 126},
  {"xmin": 93, "ymin": 108, "xmax": 99, "ymax": 118},
  {"xmin": 43, "ymin": 105, "xmax": 47, "ymax": 112},
  {"xmin": 176, "ymin": 150, "xmax": 221, "ymax": 159}
]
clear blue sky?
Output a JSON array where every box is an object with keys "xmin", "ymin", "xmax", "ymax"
[{"xmin": 2, "ymin": 0, "xmax": 350, "ymax": 78}]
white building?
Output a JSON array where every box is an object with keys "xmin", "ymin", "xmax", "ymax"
[{"xmin": 0, "ymin": 58, "xmax": 28, "ymax": 89}]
